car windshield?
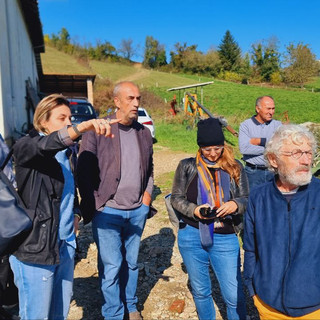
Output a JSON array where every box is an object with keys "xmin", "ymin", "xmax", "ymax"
[
  {"xmin": 70, "ymin": 104, "xmax": 94, "ymax": 115},
  {"xmin": 138, "ymin": 110, "xmax": 147, "ymax": 116}
]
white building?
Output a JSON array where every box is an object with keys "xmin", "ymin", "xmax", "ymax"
[{"xmin": 0, "ymin": 0, "xmax": 43, "ymax": 144}]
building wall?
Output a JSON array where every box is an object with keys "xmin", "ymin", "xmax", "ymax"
[{"xmin": 0, "ymin": 0, "xmax": 39, "ymax": 143}]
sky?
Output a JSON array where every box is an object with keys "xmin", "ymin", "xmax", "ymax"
[{"xmin": 38, "ymin": 0, "xmax": 320, "ymax": 63}]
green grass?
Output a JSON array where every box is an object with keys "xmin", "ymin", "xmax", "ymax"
[
  {"xmin": 89, "ymin": 60, "xmax": 139, "ymax": 81},
  {"xmin": 155, "ymin": 121, "xmax": 198, "ymax": 153},
  {"xmin": 155, "ymin": 120, "xmax": 242, "ymax": 158},
  {"xmin": 41, "ymin": 46, "xmax": 320, "ymax": 156},
  {"xmin": 41, "ymin": 46, "xmax": 92, "ymax": 74},
  {"xmin": 151, "ymin": 76, "xmax": 320, "ymax": 157},
  {"xmin": 305, "ymin": 76, "xmax": 320, "ymax": 92},
  {"xmin": 89, "ymin": 62, "xmax": 197, "ymax": 88},
  {"xmin": 133, "ymin": 71, "xmax": 196, "ymax": 88},
  {"xmin": 151, "ymin": 78, "xmax": 320, "ymax": 127},
  {"xmin": 42, "ymin": 46, "xmax": 199, "ymax": 87}
]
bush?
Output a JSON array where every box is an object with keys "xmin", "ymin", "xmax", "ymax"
[
  {"xmin": 270, "ymin": 71, "xmax": 282, "ymax": 85},
  {"xmin": 93, "ymin": 79, "xmax": 114, "ymax": 116},
  {"xmin": 221, "ymin": 71, "xmax": 243, "ymax": 83},
  {"xmin": 249, "ymin": 74, "xmax": 264, "ymax": 83},
  {"xmin": 140, "ymin": 90, "xmax": 168, "ymax": 120}
]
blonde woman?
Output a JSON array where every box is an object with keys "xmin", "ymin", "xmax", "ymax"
[{"xmin": 10, "ymin": 94, "xmax": 119, "ymax": 320}]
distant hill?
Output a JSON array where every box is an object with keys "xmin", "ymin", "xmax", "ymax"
[
  {"xmin": 41, "ymin": 46, "xmax": 197, "ymax": 88},
  {"xmin": 40, "ymin": 46, "xmax": 320, "ymax": 158},
  {"xmin": 41, "ymin": 46, "xmax": 92, "ymax": 74},
  {"xmin": 41, "ymin": 46, "xmax": 320, "ymax": 129}
]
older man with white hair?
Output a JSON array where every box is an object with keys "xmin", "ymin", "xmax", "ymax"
[{"xmin": 244, "ymin": 124, "xmax": 320, "ymax": 319}]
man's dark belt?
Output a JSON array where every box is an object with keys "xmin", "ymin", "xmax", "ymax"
[{"xmin": 245, "ymin": 162, "xmax": 268, "ymax": 170}]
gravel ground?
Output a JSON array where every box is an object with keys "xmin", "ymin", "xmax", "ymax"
[
  {"xmin": 4, "ymin": 146, "xmax": 259, "ymax": 320},
  {"xmin": 69, "ymin": 145, "xmax": 259, "ymax": 320},
  {"xmin": 4, "ymin": 145, "xmax": 250, "ymax": 320}
]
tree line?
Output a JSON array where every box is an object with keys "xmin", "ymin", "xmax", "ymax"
[{"xmin": 45, "ymin": 28, "xmax": 320, "ymax": 88}]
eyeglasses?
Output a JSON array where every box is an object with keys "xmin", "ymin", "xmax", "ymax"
[
  {"xmin": 201, "ymin": 146, "xmax": 224, "ymax": 153},
  {"xmin": 280, "ymin": 149, "xmax": 313, "ymax": 160}
]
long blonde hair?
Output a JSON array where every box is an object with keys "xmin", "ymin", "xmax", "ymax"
[
  {"xmin": 33, "ymin": 94, "xmax": 69, "ymax": 134},
  {"xmin": 215, "ymin": 144, "xmax": 241, "ymax": 184}
]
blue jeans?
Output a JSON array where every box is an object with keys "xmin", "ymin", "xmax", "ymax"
[
  {"xmin": 178, "ymin": 224, "xmax": 246, "ymax": 320},
  {"xmin": 9, "ymin": 240, "xmax": 75, "ymax": 320},
  {"xmin": 92, "ymin": 204, "xmax": 149, "ymax": 320},
  {"xmin": 245, "ymin": 165, "xmax": 274, "ymax": 190}
]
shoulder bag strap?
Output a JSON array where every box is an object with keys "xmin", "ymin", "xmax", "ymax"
[{"xmin": 0, "ymin": 148, "xmax": 13, "ymax": 171}]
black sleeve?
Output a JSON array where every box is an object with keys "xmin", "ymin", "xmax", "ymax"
[
  {"xmin": 13, "ymin": 129, "xmax": 72, "ymax": 168},
  {"xmin": 171, "ymin": 159, "xmax": 197, "ymax": 219},
  {"xmin": 77, "ymin": 131, "xmax": 100, "ymax": 224}
]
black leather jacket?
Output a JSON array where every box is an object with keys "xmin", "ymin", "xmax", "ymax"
[
  {"xmin": 171, "ymin": 157, "xmax": 249, "ymax": 230},
  {"xmin": 12, "ymin": 128, "xmax": 78, "ymax": 265}
]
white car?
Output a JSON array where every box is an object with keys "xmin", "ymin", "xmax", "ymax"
[{"xmin": 138, "ymin": 107, "xmax": 155, "ymax": 139}]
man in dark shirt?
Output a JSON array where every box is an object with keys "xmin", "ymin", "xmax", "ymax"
[{"xmin": 77, "ymin": 81, "xmax": 154, "ymax": 320}]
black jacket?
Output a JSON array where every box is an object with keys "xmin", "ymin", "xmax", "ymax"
[
  {"xmin": 171, "ymin": 157, "xmax": 249, "ymax": 231},
  {"xmin": 13, "ymin": 128, "xmax": 78, "ymax": 265}
]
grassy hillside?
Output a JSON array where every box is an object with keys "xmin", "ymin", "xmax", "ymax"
[
  {"xmin": 40, "ymin": 46, "xmax": 320, "ymax": 156},
  {"xmin": 151, "ymin": 77, "xmax": 320, "ymax": 155},
  {"xmin": 41, "ymin": 46, "xmax": 92, "ymax": 74},
  {"xmin": 152, "ymin": 77, "xmax": 320, "ymax": 124},
  {"xmin": 41, "ymin": 46, "xmax": 196, "ymax": 87}
]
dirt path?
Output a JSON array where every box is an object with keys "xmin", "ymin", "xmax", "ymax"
[
  {"xmin": 118, "ymin": 68, "xmax": 151, "ymax": 83},
  {"xmin": 69, "ymin": 145, "xmax": 258, "ymax": 320}
]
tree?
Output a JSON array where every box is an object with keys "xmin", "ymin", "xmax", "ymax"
[
  {"xmin": 238, "ymin": 52, "xmax": 252, "ymax": 80},
  {"xmin": 182, "ymin": 49, "xmax": 221, "ymax": 76},
  {"xmin": 96, "ymin": 41, "xmax": 116, "ymax": 59},
  {"xmin": 169, "ymin": 44, "xmax": 220, "ymax": 75},
  {"xmin": 218, "ymin": 30, "xmax": 241, "ymax": 71},
  {"xmin": 143, "ymin": 36, "xmax": 167, "ymax": 68},
  {"xmin": 156, "ymin": 48, "xmax": 167, "ymax": 67},
  {"xmin": 86, "ymin": 41, "xmax": 116, "ymax": 60},
  {"xmin": 170, "ymin": 42, "xmax": 197, "ymax": 71},
  {"xmin": 183, "ymin": 50, "xmax": 204, "ymax": 74},
  {"xmin": 204, "ymin": 50, "xmax": 221, "ymax": 76},
  {"xmin": 118, "ymin": 38, "xmax": 136, "ymax": 60},
  {"xmin": 49, "ymin": 27, "xmax": 72, "ymax": 53},
  {"xmin": 49, "ymin": 33, "xmax": 59, "ymax": 47},
  {"xmin": 283, "ymin": 43, "xmax": 319, "ymax": 87},
  {"xmin": 59, "ymin": 27, "xmax": 70, "ymax": 47},
  {"xmin": 251, "ymin": 38, "xmax": 280, "ymax": 82}
]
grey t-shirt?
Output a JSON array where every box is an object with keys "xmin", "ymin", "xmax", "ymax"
[{"xmin": 106, "ymin": 124, "xmax": 143, "ymax": 209}]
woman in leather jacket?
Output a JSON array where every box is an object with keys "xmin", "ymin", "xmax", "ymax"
[
  {"xmin": 9, "ymin": 94, "xmax": 119, "ymax": 320},
  {"xmin": 171, "ymin": 118, "xmax": 248, "ymax": 320}
]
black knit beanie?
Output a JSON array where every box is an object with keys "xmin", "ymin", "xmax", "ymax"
[{"xmin": 197, "ymin": 118, "xmax": 225, "ymax": 147}]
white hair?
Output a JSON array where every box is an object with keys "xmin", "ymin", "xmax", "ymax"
[{"xmin": 265, "ymin": 124, "xmax": 317, "ymax": 172}]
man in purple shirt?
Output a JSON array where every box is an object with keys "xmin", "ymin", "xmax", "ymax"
[
  {"xmin": 77, "ymin": 81, "xmax": 154, "ymax": 320},
  {"xmin": 239, "ymin": 96, "xmax": 281, "ymax": 190}
]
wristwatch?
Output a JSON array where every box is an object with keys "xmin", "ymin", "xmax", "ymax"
[{"xmin": 72, "ymin": 124, "xmax": 82, "ymax": 136}]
